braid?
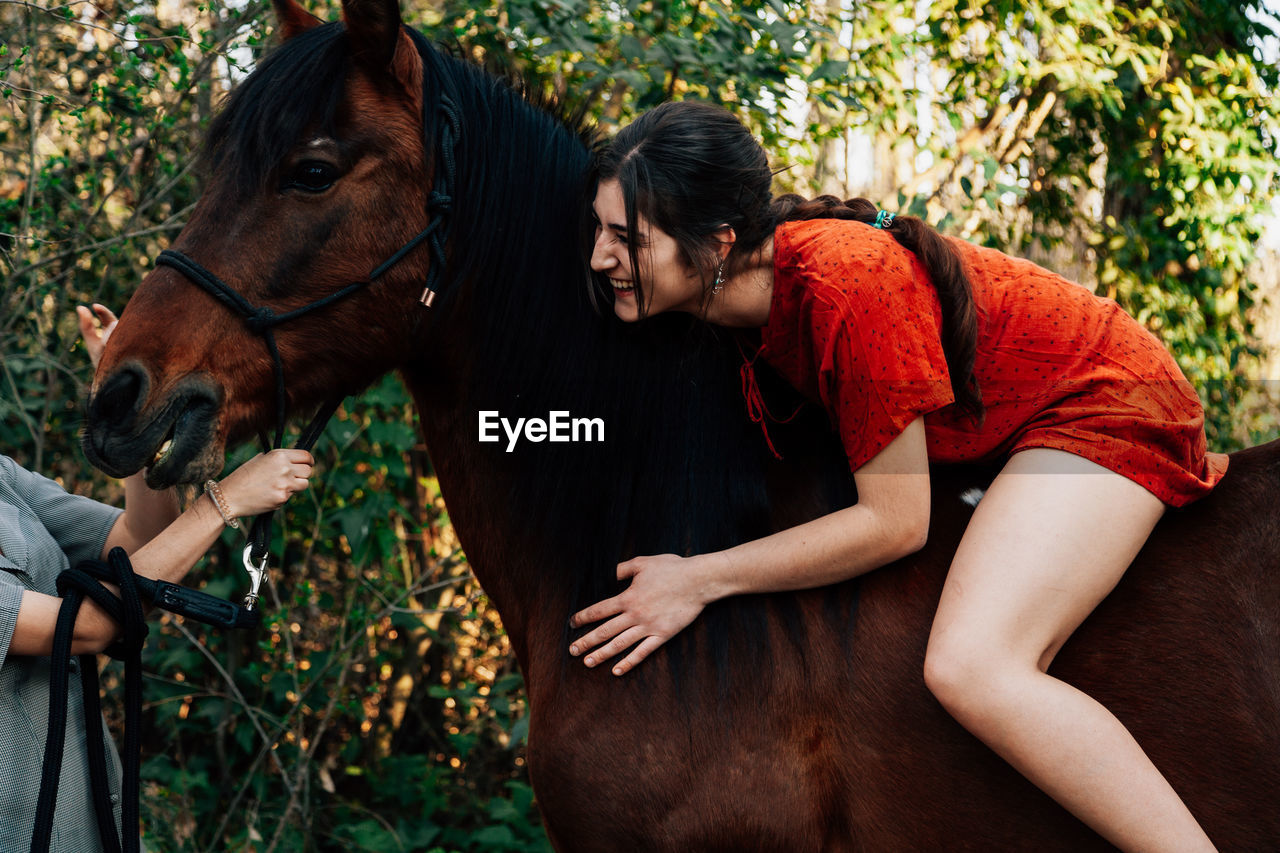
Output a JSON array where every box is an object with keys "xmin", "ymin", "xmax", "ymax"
[{"xmin": 770, "ymin": 194, "xmax": 983, "ymax": 419}]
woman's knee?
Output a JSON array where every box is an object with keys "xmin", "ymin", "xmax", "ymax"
[{"xmin": 923, "ymin": 630, "xmax": 1022, "ymax": 722}]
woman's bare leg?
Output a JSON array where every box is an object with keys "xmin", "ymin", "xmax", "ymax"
[{"xmin": 924, "ymin": 448, "xmax": 1215, "ymax": 852}]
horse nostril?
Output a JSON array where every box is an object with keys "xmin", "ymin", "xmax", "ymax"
[{"xmin": 90, "ymin": 363, "xmax": 149, "ymax": 431}]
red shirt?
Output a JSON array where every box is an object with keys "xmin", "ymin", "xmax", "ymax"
[{"xmin": 756, "ymin": 219, "xmax": 1226, "ymax": 506}]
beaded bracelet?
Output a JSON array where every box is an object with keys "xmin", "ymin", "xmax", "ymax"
[{"xmin": 204, "ymin": 479, "xmax": 241, "ymax": 529}]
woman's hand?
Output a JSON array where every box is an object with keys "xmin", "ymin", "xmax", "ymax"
[
  {"xmin": 76, "ymin": 303, "xmax": 118, "ymax": 370},
  {"xmin": 216, "ymin": 449, "xmax": 315, "ymax": 518},
  {"xmin": 569, "ymin": 553, "xmax": 722, "ymax": 676}
]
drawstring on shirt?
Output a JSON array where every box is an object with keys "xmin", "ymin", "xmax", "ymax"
[{"xmin": 737, "ymin": 339, "xmax": 804, "ymax": 461}]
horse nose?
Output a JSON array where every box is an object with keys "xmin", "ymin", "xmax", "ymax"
[{"xmin": 88, "ymin": 362, "xmax": 150, "ymax": 434}]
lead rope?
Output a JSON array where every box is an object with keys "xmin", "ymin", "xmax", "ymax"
[
  {"xmin": 35, "ymin": 40, "xmax": 462, "ymax": 851},
  {"xmin": 31, "ymin": 552, "xmax": 250, "ymax": 853},
  {"xmin": 29, "ymin": 407, "xmax": 335, "ymax": 853}
]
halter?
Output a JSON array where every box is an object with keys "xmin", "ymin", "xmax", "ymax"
[
  {"xmin": 153, "ymin": 94, "xmax": 461, "ymax": 606},
  {"xmin": 32, "ymin": 39, "xmax": 465, "ymax": 853}
]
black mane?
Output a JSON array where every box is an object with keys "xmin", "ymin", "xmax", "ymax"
[
  {"xmin": 395, "ymin": 34, "xmax": 859, "ymax": 686},
  {"xmin": 208, "ymin": 20, "xmax": 858, "ymax": 688}
]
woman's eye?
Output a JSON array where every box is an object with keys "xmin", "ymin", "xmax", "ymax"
[{"xmin": 285, "ymin": 161, "xmax": 338, "ymax": 193}]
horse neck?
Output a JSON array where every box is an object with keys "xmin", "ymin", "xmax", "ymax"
[
  {"xmin": 400, "ymin": 376, "xmax": 580, "ymax": 678},
  {"xmin": 397, "ymin": 74, "xmax": 596, "ymax": 669}
]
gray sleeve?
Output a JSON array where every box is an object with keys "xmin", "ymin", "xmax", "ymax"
[
  {"xmin": 0, "ymin": 571, "xmax": 24, "ymax": 669},
  {"xmin": 0, "ymin": 457, "xmax": 122, "ymax": 567}
]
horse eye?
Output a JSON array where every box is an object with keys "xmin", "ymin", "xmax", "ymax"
[{"xmin": 285, "ymin": 161, "xmax": 338, "ymax": 193}]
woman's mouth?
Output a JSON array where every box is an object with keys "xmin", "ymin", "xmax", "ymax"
[{"xmin": 611, "ymin": 278, "xmax": 635, "ymax": 298}]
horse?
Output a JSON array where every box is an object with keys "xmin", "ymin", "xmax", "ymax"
[{"xmin": 81, "ymin": 0, "xmax": 1280, "ymax": 848}]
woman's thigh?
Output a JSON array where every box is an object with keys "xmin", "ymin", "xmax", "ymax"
[{"xmin": 928, "ymin": 447, "xmax": 1167, "ymax": 672}]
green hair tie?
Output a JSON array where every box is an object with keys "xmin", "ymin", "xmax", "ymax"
[{"xmin": 873, "ymin": 210, "xmax": 896, "ymax": 229}]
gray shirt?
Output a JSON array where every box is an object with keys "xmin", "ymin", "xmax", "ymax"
[{"xmin": 0, "ymin": 454, "xmax": 124, "ymax": 852}]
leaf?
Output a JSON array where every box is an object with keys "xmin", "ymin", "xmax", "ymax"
[
  {"xmin": 808, "ymin": 58, "xmax": 849, "ymax": 82},
  {"xmin": 472, "ymin": 825, "xmax": 518, "ymax": 847}
]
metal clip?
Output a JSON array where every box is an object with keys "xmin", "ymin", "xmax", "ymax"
[{"xmin": 242, "ymin": 545, "xmax": 268, "ymax": 610}]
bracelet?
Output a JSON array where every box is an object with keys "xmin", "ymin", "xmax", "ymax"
[{"xmin": 204, "ymin": 480, "xmax": 241, "ymax": 529}]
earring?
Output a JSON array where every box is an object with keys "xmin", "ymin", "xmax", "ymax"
[{"xmin": 711, "ymin": 258, "xmax": 726, "ymax": 295}]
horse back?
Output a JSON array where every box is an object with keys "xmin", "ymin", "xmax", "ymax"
[{"xmin": 524, "ymin": 444, "xmax": 1280, "ymax": 851}]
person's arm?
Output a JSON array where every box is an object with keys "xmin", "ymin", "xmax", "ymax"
[
  {"xmin": 570, "ymin": 417, "xmax": 932, "ymax": 675},
  {"xmin": 8, "ymin": 448, "xmax": 315, "ymax": 657},
  {"xmin": 101, "ymin": 473, "xmax": 182, "ymax": 558}
]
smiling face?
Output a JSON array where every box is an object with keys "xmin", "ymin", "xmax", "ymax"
[{"xmin": 589, "ymin": 179, "xmax": 704, "ymax": 322}]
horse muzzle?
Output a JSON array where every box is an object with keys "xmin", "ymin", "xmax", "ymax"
[{"xmin": 83, "ymin": 362, "xmax": 224, "ymax": 487}]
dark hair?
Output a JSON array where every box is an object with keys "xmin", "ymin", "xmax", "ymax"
[{"xmin": 590, "ymin": 100, "xmax": 983, "ymax": 419}]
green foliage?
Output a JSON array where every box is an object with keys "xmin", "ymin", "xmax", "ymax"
[
  {"xmin": 2, "ymin": 0, "xmax": 1277, "ymax": 849},
  {"xmin": 422, "ymin": 0, "xmax": 840, "ymax": 148},
  {"xmin": 845, "ymin": 0, "xmax": 1279, "ymax": 447}
]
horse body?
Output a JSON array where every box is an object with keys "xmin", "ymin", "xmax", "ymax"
[
  {"xmin": 83, "ymin": 0, "xmax": 1280, "ymax": 848},
  {"xmin": 498, "ymin": 456, "xmax": 1280, "ymax": 851}
]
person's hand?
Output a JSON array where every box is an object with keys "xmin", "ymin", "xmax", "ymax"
[
  {"xmin": 569, "ymin": 553, "xmax": 714, "ymax": 676},
  {"xmin": 76, "ymin": 303, "xmax": 118, "ymax": 370},
  {"xmin": 216, "ymin": 449, "xmax": 315, "ymax": 518}
]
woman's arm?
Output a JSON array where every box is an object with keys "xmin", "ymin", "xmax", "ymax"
[
  {"xmin": 8, "ymin": 448, "xmax": 314, "ymax": 656},
  {"xmin": 102, "ymin": 473, "xmax": 182, "ymax": 558},
  {"xmin": 570, "ymin": 417, "xmax": 932, "ymax": 675}
]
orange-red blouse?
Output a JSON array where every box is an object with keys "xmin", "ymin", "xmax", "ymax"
[{"xmin": 757, "ymin": 219, "xmax": 1226, "ymax": 506}]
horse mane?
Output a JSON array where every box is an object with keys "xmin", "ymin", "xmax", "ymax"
[{"xmin": 202, "ymin": 19, "xmax": 859, "ymax": 692}]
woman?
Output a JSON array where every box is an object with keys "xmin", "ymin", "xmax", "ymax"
[
  {"xmin": 1, "ymin": 304, "xmax": 314, "ymax": 851},
  {"xmin": 569, "ymin": 101, "xmax": 1222, "ymax": 851}
]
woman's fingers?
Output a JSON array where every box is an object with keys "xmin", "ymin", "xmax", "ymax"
[
  {"xmin": 220, "ymin": 449, "xmax": 317, "ymax": 516},
  {"xmin": 579, "ymin": 624, "xmax": 645, "ymax": 668},
  {"xmin": 92, "ymin": 303, "xmax": 118, "ymax": 326},
  {"xmin": 570, "ymin": 595, "xmax": 626, "ymax": 630},
  {"xmin": 610, "ymin": 636, "xmax": 667, "ymax": 676},
  {"xmin": 569, "ymin": 610, "xmax": 630, "ymax": 655},
  {"xmin": 77, "ymin": 304, "xmax": 118, "ymax": 369}
]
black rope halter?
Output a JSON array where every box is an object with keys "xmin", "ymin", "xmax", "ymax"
[
  {"xmin": 153, "ymin": 92, "xmax": 461, "ymax": 587},
  {"xmin": 31, "ymin": 43, "xmax": 463, "ymax": 853}
]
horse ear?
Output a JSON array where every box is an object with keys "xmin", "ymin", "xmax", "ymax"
[
  {"xmin": 341, "ymin": 0, "xmax": 403, "ymax": 71},
  {"xmin": 341, "ymin": 0, "xmax": 421, "ymax": 108},
  {"xmin": 272, "ymin": 0, "xmax": 322, "ymax": 41}
]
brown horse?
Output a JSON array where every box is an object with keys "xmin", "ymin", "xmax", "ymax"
[{"xmin": 83, "ymin": 0, "xmax": 1280, "ymax": 848}]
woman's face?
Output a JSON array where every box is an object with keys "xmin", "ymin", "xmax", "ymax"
[{"xmin": 589, "ymin": 179, "xmax": 703, "ymax": 322}]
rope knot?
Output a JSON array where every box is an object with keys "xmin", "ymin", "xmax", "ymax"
[
  {"xmin": 429, "ymin": 190, "xmax": 452, "ymax": 211},
  {"xmin": 245, "ymin": 306, "xmax": 276, "ymax": 334}
]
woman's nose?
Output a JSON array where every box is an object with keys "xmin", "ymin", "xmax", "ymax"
[{"xmin": 590, "ymin": 236, "xmax": 615, "ymax": 272}]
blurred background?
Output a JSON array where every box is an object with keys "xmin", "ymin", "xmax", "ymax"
[{"xmin": 2, "ymin": 1, "xmax": 1277, "ymax": 849}]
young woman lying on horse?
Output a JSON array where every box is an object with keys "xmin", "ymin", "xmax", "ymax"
[{"xmin": 571, "ymin": 100, "xmax": 1224, "ymax": 852}]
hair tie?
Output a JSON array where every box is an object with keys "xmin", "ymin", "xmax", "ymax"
[{"xmin": 873, "ymin": 210, "xmax": 896, "ymax": 229}]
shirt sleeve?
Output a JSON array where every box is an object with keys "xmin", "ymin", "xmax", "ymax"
[
  {"xmin": 0, "ymin": 571, "xmax": 25, "ymax": 669},
  {"xmin": 0, "ymin": 457, "xmax": 122, "ymax": 567},
  {"xmin": 809, "ymin": 290, "xmax": 955, "ymax": 472}
]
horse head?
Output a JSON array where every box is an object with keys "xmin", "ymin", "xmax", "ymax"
[{"xmin": 84, "ymin": 0, "xmax": 432, "ymax": 486}]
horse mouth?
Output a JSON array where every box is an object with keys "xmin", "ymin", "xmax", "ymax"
[
  {"xmin": 142, "ymin": 405, "xmax": 217, "ymax": 487},
  {"xmin": 84, "ymin": 381, "xmax": 223, "ymax": 487}
]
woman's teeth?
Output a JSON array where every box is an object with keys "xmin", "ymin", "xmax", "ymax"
[{"xmin": 611, "ymin": 279, "xmax": 634, "ymax": 291}]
